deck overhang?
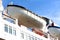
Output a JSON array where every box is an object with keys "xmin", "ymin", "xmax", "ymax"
[{"xmin": 7, "ymin": 5, "xmax": 46, "ymax": 29}]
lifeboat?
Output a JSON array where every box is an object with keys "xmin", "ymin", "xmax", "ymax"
[
  {"xmin": 48, "ymin": 26, "xmax": 60, "ymax": 40},
  {"xmin": 6, "ymin": 4, "xmax": 46, "ymax": 29},
  {"xmin": 48, "ymin": 22, "xmax": 60, "ymax": 40}
]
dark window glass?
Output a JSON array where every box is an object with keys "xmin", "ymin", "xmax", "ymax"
[
  {"xmin": 31, "ymin": 36, "xmax": 34, "ymax": 40},
  {"xmin": 5, "ymin": 24, "xmax": 8, "ymax": 32},
  {"xmin": 27, "ymin": 35, "xmax": 31, "ymax": 40},
  {"xmin": 21, "ymin": 33, "xmax": 24, "ymax": 39},
  {"xmin": 35, "ymin": 37, "xmax": 37, "ymax": 40},
  {"xmin": 9, "ymin": 26, "xmax": 12, "ymax": 34},
  {"xmin": 13, "ymin": 29, "xmax": 16, "ymax": 35}
]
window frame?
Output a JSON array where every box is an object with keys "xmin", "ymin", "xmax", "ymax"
[
  {"xmin": 13, "ymin": 28, "xmax": 16, "ymax": 36},
  {"xmin": 9, "ymin": 26, "xmax": 12, "ymax": 34},
  {"xmin": 4, "ymin": 24, "xmax": 8, "ymax": 32},
  {"xmin": 21, "ymin": 32, "xmax": 24, "ymax": 39}
]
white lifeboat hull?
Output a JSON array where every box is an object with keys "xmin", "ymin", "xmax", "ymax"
[{"xmin": 48, "ymin": 26, "xmax": 60, "ymax": 40}]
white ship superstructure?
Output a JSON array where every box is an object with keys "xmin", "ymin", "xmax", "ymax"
[
  {"xmin": 0, "ymin": 0, "xmax": 60, "ymax": 40},
  {"xmin": 0, "ymin": 0, "xmax": 47, "ymax": 40}
]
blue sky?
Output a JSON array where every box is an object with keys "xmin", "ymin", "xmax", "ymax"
[{"xmin": 2, "ymin": 0, "xmax": 60, "ymax": 26}]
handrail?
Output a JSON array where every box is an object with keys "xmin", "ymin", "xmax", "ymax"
[
  {"xmin": 2, "ymin": 13, "xmax": 16, "ymax": 20},
  {"xmin": 2, "ymin": 13, "xmax": 16, "ymax": 24}
]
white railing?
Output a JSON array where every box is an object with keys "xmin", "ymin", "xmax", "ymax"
[
  {"xmin": 20, "ymin": 25, "xmax": 48, "ymax": 40},
  {"xmin": 2, "ymin": 14, "xmax": 16, "ymax": 24}
]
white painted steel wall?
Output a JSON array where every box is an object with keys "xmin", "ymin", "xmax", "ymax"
[
  {"xmin": 0, "ymin": 13, "xmax": 48, "ymax": 40},
  {"xmin": 0, "ymin": 14, "xmax": 21, "ymax": 40}
]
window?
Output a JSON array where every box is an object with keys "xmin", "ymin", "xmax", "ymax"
[
  {"xmin": 4, "ymin": 24, "xmax": 16, "ymax": 36},
  {"xmin": 21, "ymin": 33, "xmax": 24, "ymax": 39},
  {"xmin": 37, "ymin": 38, "xmax": 40, "ymax": 40},
  {"xmin": 13, "ymin": 29, "xmax": 16, "ymax": 35},
  {"xmin": 9, "ymin": 26, "xmax": 12, "ymax": 34},
  {"xmin": 27, "ymin": 35, "xmax": 31, "ymax": 40},
  {"xmin": 31, "ymin": 36, "xmax": 34, "ymax": 40},
  {"xmin": 35, "ymin": 37, "xmax": 37, "ymax": 40},
  {"xmin": 4, "ymin": 24, "xmax": 8, "ymax": 32},
  {"xmin": 29, "ymin": 36, "xmax": 31, "ymax": 40}
]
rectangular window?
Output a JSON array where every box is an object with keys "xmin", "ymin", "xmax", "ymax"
[
  {"xmin": 38, "ymin": 38, "xmax": 40, "ymax": 40},
  {"xmin": 31, "ymin": 36, "xmax": 34, "ymax": 40},
  {"xmin": 27, "ymin": 35, "xmax": 31, "ymax": 40},
  {"xmin": 13, "ymin": 29, "xmax": 16, "ymax": 35},
  {"xmin": 21, "ymin": 33, "xmax": 24, "ymax": 39},
  {"xmin": 4, "ymin": 24, "xmax": 8, "ymax": 32},
  {"xmin": 9, "ymin": 26, "xmax": 12, "ymax": 34},
  {"xmin": 35, "ymin": 37, "xmax": 37, "ymax": 40},
  {"xmin": 4, "ymin": 24, "xmax": 17, "ymax": 36}
]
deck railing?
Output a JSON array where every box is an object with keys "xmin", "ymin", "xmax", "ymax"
[{"xmin": 2, "ymin": 13, "xmax": 16, "ymax": 24}]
